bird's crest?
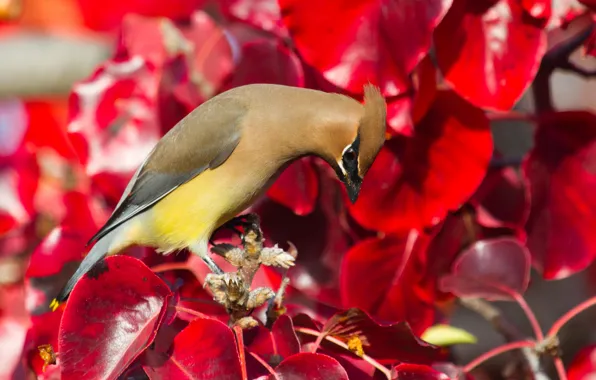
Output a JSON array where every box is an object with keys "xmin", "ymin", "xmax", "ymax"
[{"xmin": 357, "ymin": 83, "xmax": 387, "ymax": 177}]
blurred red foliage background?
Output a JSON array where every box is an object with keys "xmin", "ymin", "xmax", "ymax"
[{"xmin": 2, "ymin": 0, "xmax": 596, "ymax": 379}]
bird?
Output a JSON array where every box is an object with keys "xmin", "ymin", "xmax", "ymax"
[{"xmin": 49, "ymin": 83, "xmax": 387, "ymax": 311}]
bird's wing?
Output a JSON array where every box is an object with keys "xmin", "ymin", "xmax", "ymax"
[{"xmin": 87, "ymin": 97, "xmax": 247, "ymax": 245}]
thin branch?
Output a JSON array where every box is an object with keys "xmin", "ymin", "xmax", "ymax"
[
  {"xmin": 463, "ymin": 340, "xmax": 537, "ymax": 374},
  {"xmin": 553, "ymin": 357, "xmax": 568, "ymax": 380},
  {"xmin": 513, "ymin": 294, "xmax": 544, "ymax": 342},
  {"xmin": 295, "ymin": 327, "xmax": 392, "ymax": 380},
  {"xmin": 460, "ymin": 298, "xmax": 550, "ymax": 379},
  {"xmin": 248, "ymin": 351, "xmax": 279, "ymax": 380},
  {"xmin": 233, "ymin": 325, "xmax": 248, "ymax": 380},
  {"xmin": 547, "ymin": 296, "xmax": 596, "ymax": 338}
]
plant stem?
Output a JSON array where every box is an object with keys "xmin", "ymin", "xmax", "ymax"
[
  {"xmin": 172, "ymin": 305, "xmax": 208, "ymax": 319},
  {"xmin": 547, "ymin": 296, "xmax": 596, "ymax": 338},
  {"xmin": 233, "ymin": 325, "xmax": 248, "ymax": 380},
  {"xmin": 553, "ymin": 357, "xmax": 568, "ymax": 380},
  {"xmin": 295, "ymin": 327, "xmax": 392, "ymax": 380},
  {"xmin": 151, "ymin": 262, "xmax": 191, "ymax": 273},
  {"xmin": 514, "ymin": 293, "xmax": 544, "ymax": 341},
  {"xmin": 463, "ymin": 340, "xmax": 536, "ymax": 374},
  {"xmin": 248, "ymin": 351, "xmax": 279, "ymax": 380}
]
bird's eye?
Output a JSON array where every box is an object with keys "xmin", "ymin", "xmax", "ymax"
[{"xmin": 343, "ymin": 149, "xmax": 357, "ymax": 162}]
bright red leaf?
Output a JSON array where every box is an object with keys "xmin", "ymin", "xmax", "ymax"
[
  {"xmin": 58, "ymin": 256, "xmax": 173, "ymax": 380},
  {"xmin": 269, "ymin": 352, "xmax": 349, "ymax": 380},
  {"xmin": 278, "ymin": 0, "xmax": 453, "ymax": 96},
  {"xmin": 567, "ymin": 344, "xmax": 596, "ymax": 380},
  {"xmin": 67, "ymin": 55, "xmax": 161, "ymax": 203},
  {"xmin": 26, "ymin": 191, "xmax": 100, "ymax": 278},
  {"xmin": 439, "ymin": 237, "xmax": 531, "ymax": 300},
  {"xmin": 434, "ymin": 0, "xmax": 547, "ymax": 111},
  {"xmin": 143, "ymin": 317, "xmax": 243, "ymax": 379},
  {"xmin": 392, "ymin": 363, "xmax": 450, "ymax": 380},
  {"xmin": 340, "ymin": 232, "xmax": 437, "ymax": 334},
  {"xmin": 348, "ymin": 90, "xmax": 493, "ymax": 232},
  {"xmin": 523, "ymin": 111, "xmax": 596, "ymax": 279},
  {"xmin": 221, "ymin": 0, "xmax": 287, "ymax": 37},
  {"xmin": 77, "ymin": 0, "xmax": 206, "ymax": 31}
]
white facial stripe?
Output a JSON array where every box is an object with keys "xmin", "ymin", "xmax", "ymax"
[{"xmin": 337, "ymin": 160, "xmax": 347, "ymax": 176}]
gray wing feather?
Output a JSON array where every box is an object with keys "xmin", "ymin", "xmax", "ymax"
[{"xmin": 87, "ymin": 97, "xmax": 246, "ymax": 245}]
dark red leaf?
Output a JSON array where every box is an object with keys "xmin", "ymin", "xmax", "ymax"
[
  {"xmin": 278, "ymin": 0, "xmax": 452, "ymax": 96},
  {"xmin": 439, "ymin": 237, "xmax": 531, "ymax": 300},
  {"xmin": 78, "ymin": 0, "xmax": 207, "ymax": 31},
  {"xmin": 567, "ymin": 344, "xmax": 596, "ymax": 379},
  {"xmin": 318, "ymin": 308, "xmax": 440, "ymax": 364},
  {"xmin": 392, "ymin": 363, "xmax": 450, "ymax": 380},
  {"xmin": 58, "ymin": 256, "xmax": 173, "ymax": 380},
  {"xmin": 221, "ymin": 38, "xmax": 304, "ymax": 90},
  {"xmin": 523, "ymin": 111, "xmax": 596, "ymax": 279},
  {"xmin": 348, "ymin": 90, "xmax": 492, "ymax": 232},
  {"xmin": 246, "ymin": 314, "xmax": 300, "ymax": 367},
  {"xmin": 272, "ymin": 314, "xmax": 301, "ymax": 360},
  {"xmin": 143, "ymin": 317, "xmax": 243, "ymax": 379},
  {"xmin": 472, "ymin": 166, "xmax": 530, "ymax": 230},
  {"xmin": 269, "ymin": 352, "xmax": 349, "ymax": 380},
  {"xmin": 267, "ymin": 158, "xmax": 318, "ymax": 216},
  {"xmin": 220, "ymin": 0, "xmax": 287, "ymax": 37},
  {"xmin": 340, "ymin": 232, "xmax": 437, "ymax": 335},
  {"xmin": 434, "ymin": 0, "xmax": 546, "ymax": 111}
]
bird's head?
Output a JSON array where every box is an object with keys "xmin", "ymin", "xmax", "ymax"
[{"xmin": 331, "ymin": 84, "xmax": 387, "ymax": 204}]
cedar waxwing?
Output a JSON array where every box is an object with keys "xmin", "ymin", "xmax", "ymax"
[{"xmin": 50, "ymin": 83, "xmax": 387, "ymax": 310}]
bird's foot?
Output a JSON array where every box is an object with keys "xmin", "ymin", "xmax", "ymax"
[{"xmin": 214, "ymin": 213, "xmax": 263, "ymax": 241}]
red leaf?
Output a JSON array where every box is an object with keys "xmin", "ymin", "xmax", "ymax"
[
  {"xmin": 318, "ymin": 308, "xmax": 440, "ymax": 364},
  {"xmin": 24, "ymin": 100, "xmax": 77, "ymax": 160},
  {"xmin": 392, "ymin": 363, "xmax": 450, "ymax": 380},
  {"xmin": 272, "ymin": 314, "xmax": 301, "ymax": 360},
  {"xmin": 78, "ymin": 0, "xmax": 207, "ymax": 31},
  {"xmin": 267, "ymin": 158, "xmax": 318, "ymax": 216},
  {"xmin": 567, "ymin": 344, "xmax": 596, "ymax": 380},
  {"xmin": 523, "ymin": 111, "xmax": 596, "ymax": 279},
  {"xmin": 348, "ymin": 90, "xmax": 492, "ymax": 232},
  {"xmin": 220, "ymin": 0, "xmax": 287, "ymax": 37},
  {"xmin": 143, "ymin": 317, "xmax": 243, "ymax": 379},
  {"xmin": 278, "ymin": 0, "xmax": 453, "ymax": 96},
  {"xmin": 340, "ymin": 232, "xmax": 436, "ymax": 334},
  {"xmin": 439, "ymin": 237, "xmax": 531, "ymax": 300},
  {"xmin": 58, "ymin": 256, "xmax": 172, "ymax": 380},
  {"xmin": 269, "ymin": 352, "xmax": 349, "ymax": 380},
  {"xmin": 26, "ymin": 191, "xmax": 100, "ymax": 278},
  {"xmin": 0, "ymin": 284, "xmax": 30, "ymax": 379},
  {"xmin": 222, "ymin": 38, "xmax": 304, "ymax": 90},
  {"xmin": 520, "ymin": 0, "xmax": 552, "ymax": 21},
  {"xmin": 434, "ymin": 0, "xmax": 546, "ymax": 111},
  {"xmin": 245, "ymin": 314, "xmax": 300, "ymax": 366},
  {"xmin": 472, "ymin": 166, "xmax": 530, "ymax": 230},
  {"xmin": 67, "ymin": 55, "xmax": 162, "ymax": 203}
]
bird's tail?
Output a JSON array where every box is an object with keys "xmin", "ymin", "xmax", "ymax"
[{"xmin": 49, "ymin": 230, "xmax": 116, "ymax": 311}]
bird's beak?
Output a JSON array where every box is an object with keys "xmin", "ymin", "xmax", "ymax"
[{"xmin": 343, "ymin": 175, "xmax": 362, "ymax": 204}]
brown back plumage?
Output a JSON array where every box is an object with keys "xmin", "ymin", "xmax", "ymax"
[{"xmin": 357, "ymin": 84, "xmax": 387, "ymax": 177}]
